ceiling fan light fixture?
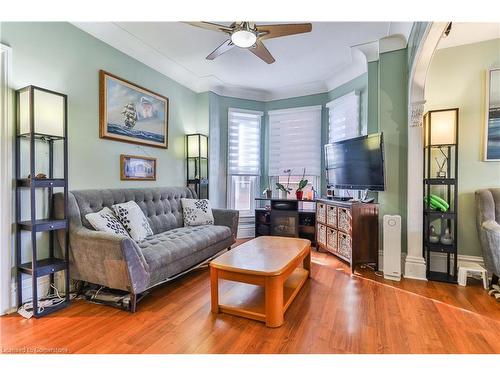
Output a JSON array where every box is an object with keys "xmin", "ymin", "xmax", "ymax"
[{"xmin": 231, "ymin": 29, "xmax": 257, "ymax": 48}]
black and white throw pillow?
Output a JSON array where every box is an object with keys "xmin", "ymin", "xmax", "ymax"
[
  {"xmin": 112, "ymin": 201, "xmax": 153, "ymax": 241},
  {"xmin": 85, "ymin": 207, "xmax": 130, "ymax": 237},
  {"xmin": 181, "ymin": 198, "xmax": 214, "ymax": 226}
]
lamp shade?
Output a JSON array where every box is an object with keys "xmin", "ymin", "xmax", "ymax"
[
  {"xmin": 186, "ymin": 134, "xmax": 208, "ymax": 158},
  {"xmin": 18, "ymin": 86, "xmax": 66, "ymax": 137},
  {"xmin": 424, "ymin": 108, "xmax": 458, "ymax": 146}
]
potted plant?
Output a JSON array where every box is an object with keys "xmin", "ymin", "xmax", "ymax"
[
  {"xmin": 276, "ymin": 169, "xmax": 292, "ymax": 199},
  {"xmin": 262, "ymin": 177, "xmax": 272, "ymax": 198},
  {"xmin": 295, "ymin": 168, "xmax": 308, "ymax": 200}
]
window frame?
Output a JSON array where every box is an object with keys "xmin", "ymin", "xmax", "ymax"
[{"xmin": 226, "ymin": 107, "xmax": 263, "ymax": 218}]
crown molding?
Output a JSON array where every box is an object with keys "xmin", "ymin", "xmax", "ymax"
[{"xmin": 72, "ymin": 22, "xmax": 413, "ymax": 102}]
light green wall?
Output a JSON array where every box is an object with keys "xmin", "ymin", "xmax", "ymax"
[
  {"xmin": 378, "ymin": 48, "xmax": 408, "ymax": 249},
  {"xmin": 425, "ymin": 38, "xmax": 500, "ymax": 257},
  {"xmin": 1, "ymin": 22, "xmax": 208, "ymax": 190}
]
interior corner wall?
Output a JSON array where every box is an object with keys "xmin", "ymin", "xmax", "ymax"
[
  {"xmin": 0, "ymin": 22, "xmax": 208, "ymax": 191},
  {"xmin": 378, "ymin": 48, "xmax": 408, "ymax": 251},
  {"xmin": 425, "ymin": 38, "xmax": 500, "ymax": 257}
]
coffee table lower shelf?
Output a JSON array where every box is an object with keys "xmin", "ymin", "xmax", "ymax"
[{"xmin": 217, "ymin": 268, "xmax": 309, "ymax": 326}]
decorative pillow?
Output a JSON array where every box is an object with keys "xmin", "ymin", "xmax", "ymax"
[
  {"xmin": 85, "ymin": 207, "xmax": 130, "ymax": 237},
  {"xmin": 181, "ymin": 198, "xmax": 215, "ymax": 227},
  {"xmin": 112, "ymin": 201, "xmax": 153, "ymax": 241}
]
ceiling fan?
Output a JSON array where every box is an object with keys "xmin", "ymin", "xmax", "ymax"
[{"xmin": 185, "ymin": 22, "xmax": 312, "ymax": 64}]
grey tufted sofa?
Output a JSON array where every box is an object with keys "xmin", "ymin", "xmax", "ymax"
[
  {"xmin": 54, "ymin": 187, "xmax": 238, "ymax": 312},
  {"xmin": 476, "ymin": 188, "xmax": 500, "ymax": 285}
]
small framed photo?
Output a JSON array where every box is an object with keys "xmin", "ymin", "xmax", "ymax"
[{"xmin": 120, "ymin": 154, "xmax": 157, "ymax": 181}]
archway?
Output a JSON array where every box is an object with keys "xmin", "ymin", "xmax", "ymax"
[{"xmin": 404, "ymin": 22, "xmax": 449, "ymax": 280}]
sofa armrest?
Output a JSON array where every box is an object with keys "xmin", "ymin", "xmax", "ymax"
[
  {"xmin": 479, "ymin": 220, "xmax": 500, "ymax": 276},
  {"xmin": 70, "ymin": 227, "xmax": 150, "ymax": 294},
  {"xmin": 212, "ymin": 208, "xmax": 239, "ymax": 240}
]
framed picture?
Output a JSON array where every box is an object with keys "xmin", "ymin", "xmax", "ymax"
[
  {"xmin": 484, "ymin": 68, "xmax": 500, "ymax": 161},
  {"xmin": 100, "ymin": 70, "xmax": 169, "ymax": 148},
  {"xmin": 120, "ymin": 154, "xmax": 157, "ymax": 181}
]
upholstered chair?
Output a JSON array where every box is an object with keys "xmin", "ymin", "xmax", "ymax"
[{"xmin": 475, "ymin": 188, "xmax": 500, "ymax": 284}]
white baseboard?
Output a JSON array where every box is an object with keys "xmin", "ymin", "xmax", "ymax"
[{"xmin": 378, "ymin": 250, "xmax": 484, "ymax": 276}]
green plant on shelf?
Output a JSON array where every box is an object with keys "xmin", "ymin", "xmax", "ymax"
[
  {"xmin": 296, "ymin": 168, "xmax": 308, "ymax": 192},
  {"xmin": 276, "ymin": 169, "xmax": 292, "ymax": 195}
]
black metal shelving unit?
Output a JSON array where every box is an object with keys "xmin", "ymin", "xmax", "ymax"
[
  {"xmin": 15, "ymin": 86, "xmax": 70, "ymax": 317},
  {"xmin": 423, "ymin": 108, "xmax": 459, "ymax": 283},
  {"xmin": 186, "ymin": 133, "xmax": 209, "ymax": 199}
]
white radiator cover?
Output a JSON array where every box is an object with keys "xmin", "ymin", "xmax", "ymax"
[{"xmin": 383, "ymin": 215, "xmax": 402, "ymax": 281}]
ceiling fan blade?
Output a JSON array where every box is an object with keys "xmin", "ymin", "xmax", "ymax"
[
  {"xmin": 184, "ymin": 22, "xmax": 233, "ymax": 34},
  {"xmin": 249, "ymin": 40, "xmax": 275, "ymax": 64},
  {"xmin": 256, "ymin": 23, "xmax": 312, "ymax": 40},
  {"xmin": 206, "ymin": 39, "xmax": 235, "ymax": 60}
]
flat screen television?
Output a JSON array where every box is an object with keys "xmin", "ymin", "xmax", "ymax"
[{"xmin": 325, "ymin": 133, "xmax": 385, "ymax": 191}]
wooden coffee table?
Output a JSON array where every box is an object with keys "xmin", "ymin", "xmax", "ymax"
[{"xmin": 209, "ymin": 236, "xmax": 311, "ymax": 328}]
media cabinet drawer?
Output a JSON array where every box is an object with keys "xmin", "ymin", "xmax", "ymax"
[
  {"xmin": 338, "ymin": 232, "xmax": 352, "ymax": 260},
  {"xmin": 326, "ymin": 228, "xmax": 338, "ymax": 253},
  {"xmin": 326, "ymin": 205, "xmax": 337, "ymax": 228},
  {"xmin": 317, "ymin": 223, "xmax": 326, "ymax": 246},
  {"xmin": 316, "ymin": 203, "xmax": 326, "ymax": 223},
  {"xmin": 338, "ymin": 207, "xmax": 352, "ymax": 233}
]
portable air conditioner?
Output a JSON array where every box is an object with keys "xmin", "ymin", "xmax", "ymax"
[{"xmin": 383, "ymin": 215, "xmax": 401, "ymax": 281}]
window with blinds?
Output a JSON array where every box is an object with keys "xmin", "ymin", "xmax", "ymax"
[
  {"xmin": 228, "ymin": 108, "xmax": 262, "ymax": 176},
  {"xmin": 227, "ymin": 108, "xmax": 263, "ymax": 216},
  {"xmin": 268, "ymin": 105, "xmax": 322, "ymax": 177},
  {"xmin": 326, "ymin": 91, "xmax": 360, "ymax": 143}
]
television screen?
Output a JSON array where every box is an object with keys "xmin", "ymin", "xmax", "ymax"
[{"xmin": 325, "ymin": 133, "xmax": 385, "ymax": 191}]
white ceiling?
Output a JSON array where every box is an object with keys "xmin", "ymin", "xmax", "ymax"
[
  {"xmin": 74, "ymin": 22, "xmax": 413, "ymax": 101},
  {"xmin": 438, "ymin": 22, "xmax": 500, "ymax": 49}
]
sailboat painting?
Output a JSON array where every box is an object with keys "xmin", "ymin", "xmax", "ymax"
[
  {"xmin": 100, "ymin": 70, "xmax": 169, "ymax": 148},
  {"xmin": 485, "ymin": 68, "xmax": 500, "ymax": 161}
]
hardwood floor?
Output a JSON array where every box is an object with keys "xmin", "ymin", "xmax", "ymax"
[{"xmin": 1, "ymin": 242, "xmax": 499, "ymax": 354}]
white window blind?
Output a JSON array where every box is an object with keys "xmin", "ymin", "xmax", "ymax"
[
  {"xmin": 227, "ymin": 108, "xmax": 263, "ymax": 176},
  {"xmin": 326, "ymin": 91, "xmax": 360, "ymax": 143},
  {"xmin": 268, "ymin": 105, "xmax": 322, "ymax": 177}
]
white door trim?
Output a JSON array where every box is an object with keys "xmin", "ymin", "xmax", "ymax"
[
  {"xmin": 405, "ymin": 23, "xmax": 449, "ymax": 280},
  {"xmin": 0, "ymin": 43, "xmax": 13, "ymax": 315}
]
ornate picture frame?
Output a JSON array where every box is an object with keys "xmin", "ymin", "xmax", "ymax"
[{"xmin": 100, "ymin": 70, "xmax": 169, "ymax": 149}]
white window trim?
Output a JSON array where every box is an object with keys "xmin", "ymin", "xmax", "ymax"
[{"xmin": 0, "ymin": 44, "xmax": 13, "ymax": 315}]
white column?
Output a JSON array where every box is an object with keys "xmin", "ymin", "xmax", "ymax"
[{"xmin": 404, "ymin": 101, "xmax": 427, "ymax": 280}]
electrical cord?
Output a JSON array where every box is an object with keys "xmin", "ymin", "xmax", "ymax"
[{"xmin": 17, "ymin": 283, "xmax": 74, "ymax": 319}]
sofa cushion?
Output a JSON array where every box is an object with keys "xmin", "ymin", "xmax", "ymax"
[
  {"xmin": 85, "ymin": 207, "xmax": 130, "ymax": 237},
  {"xmin": 181, "ymin": 198, "xmax": 215, "ymax": 226},
  {"xmin": 112, "ymin": 201, "xmax": 153, "ymax": 241},
  {"xmin": 137, "ymin": 225, "xmax": 231, "ymax": 282}
]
